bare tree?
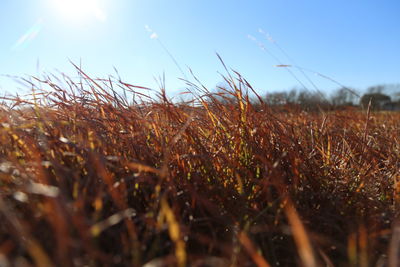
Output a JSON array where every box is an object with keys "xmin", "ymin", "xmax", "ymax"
[{"xmin": 331, "ymin": 87, "xmax": 357, "ymax": 106}]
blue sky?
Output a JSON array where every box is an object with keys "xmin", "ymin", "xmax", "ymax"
[{"xmin": 0, "ymin": 0, "xmax": 399, "ymax": 97}]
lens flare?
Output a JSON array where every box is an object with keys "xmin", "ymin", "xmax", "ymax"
[{"xmin": 12, "ymin": 18, "xmax": 44, "ymax": 51}]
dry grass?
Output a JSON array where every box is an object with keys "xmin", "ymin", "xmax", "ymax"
[{"xmin": 0, "ymin": 67, "xmax": 399, "ymax": 266}]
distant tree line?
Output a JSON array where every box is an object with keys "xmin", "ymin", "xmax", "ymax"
[
  {"xmin": 211, "ymin": 83, "xmax": 400, "ymax": 111},
  {"xmin": 255, "ymin": 84, "xmax": 400, "ymax": 111}
]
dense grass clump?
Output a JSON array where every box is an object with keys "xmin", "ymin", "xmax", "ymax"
[{"xmin": 0, "ymin": 68, "xmax": 399, "ymax": 267}]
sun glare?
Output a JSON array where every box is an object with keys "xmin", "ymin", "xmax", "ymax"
[{"xmin": 49, "ymin": 0, "xmax": 106, "ymax": 22}]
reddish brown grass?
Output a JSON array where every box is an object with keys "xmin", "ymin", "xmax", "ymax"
[{"xmin": 0, "ymin": 67, "xmax": 399, "ymax": 266}]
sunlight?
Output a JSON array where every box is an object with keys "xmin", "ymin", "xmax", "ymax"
[{"xmin": 49, "ymin": 0, "xmax": 106, "ymax": 22}]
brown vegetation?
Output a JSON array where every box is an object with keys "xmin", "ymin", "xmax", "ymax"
[{"xmin": 0, "ymin": 67, "xmax": 399, "ymax": 266}]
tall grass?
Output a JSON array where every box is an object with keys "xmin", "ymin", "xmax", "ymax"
[{"xmin": 0, "ymin": 66, "xmax": 399, "ymax": 266}]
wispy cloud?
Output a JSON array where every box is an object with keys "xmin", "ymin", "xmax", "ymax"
[{"xmin": 12, "ymin": 18, "xmax": 44, "ymax": 51}]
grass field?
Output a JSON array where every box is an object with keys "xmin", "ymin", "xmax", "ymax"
[{"xmin": 0, "ymin": 68, "xmax": 399, "ymax": 267}]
